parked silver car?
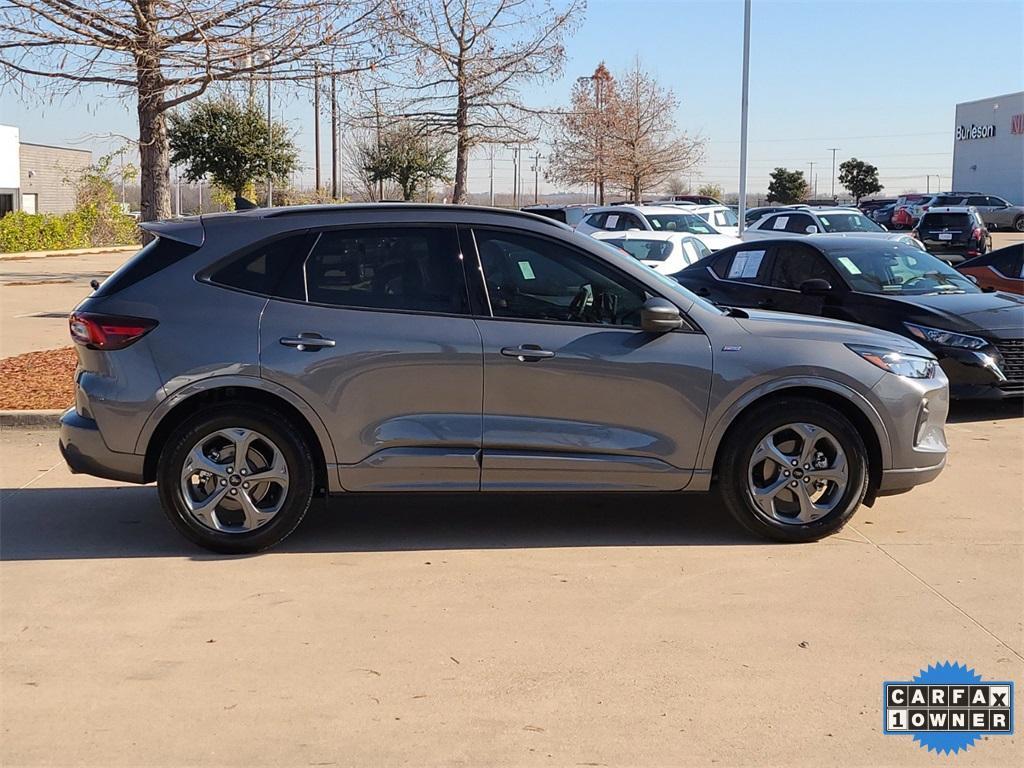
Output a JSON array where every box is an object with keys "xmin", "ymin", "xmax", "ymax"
[{"xmin": 60, "ymin": 205, "xmax": 949, "ymax": 553}]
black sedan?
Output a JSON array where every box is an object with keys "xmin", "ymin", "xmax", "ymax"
[{"xmin": 674, "ymin": 236, "xmax": 1024, "ymax": 399}]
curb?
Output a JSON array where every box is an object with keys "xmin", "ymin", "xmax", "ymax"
[
  {"xmin": 0, "ymin": 245, "xmax": 139, "ymax": 261},
  {"xmin": 0, "ymin": 410, "xmax": 64, "ymax": 428}
]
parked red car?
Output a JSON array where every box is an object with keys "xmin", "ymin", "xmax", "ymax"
[{"xmin": 890, "ymin": 194, "xmax": 931, "ymax": 230}]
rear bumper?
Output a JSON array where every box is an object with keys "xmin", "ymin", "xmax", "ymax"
[{"xmin": 59, "ymin": 408, "xmax": 147, "ymax": 484}]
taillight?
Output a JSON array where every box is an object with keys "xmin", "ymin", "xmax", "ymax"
[
  {"xmin": 69, "ymin": 312, "xmax": 157, "ymax": 350},
  {"xmin": 971, "ymin": 227, "xmax": 982, "ymax": 240},
  {"xmin": 910, "ymin": 229, "xmax": 919, "ymax": 239}
]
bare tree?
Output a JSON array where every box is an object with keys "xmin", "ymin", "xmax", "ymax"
[
  {"xmin": 545, "ymin": 62, "xmax": 615, "ymax": 203},
  {"xmin": 604, "ymin": 61, "xmax": 704, "ymax": 202},
  {"xmin": 0, "ymin": 1, "xmax": 388, "ymax": 222},
  {"xmin": 343, "ymin": 129, "xmax": 400, "ymax": 201},
  {"xmin": 385, "ymin": 0, "xmax": 583, "ymax": 203},
  {"xmin": 664, "ymin": 175, "xmax": 690, "ymax": 196}
]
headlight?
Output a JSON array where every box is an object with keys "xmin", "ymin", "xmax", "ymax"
[
  {"xmin": 847, "ymin": 344, "xmax": 936, "ymax": 378},
  {"xmin": 904, "ymin": 322, "xmax": 987, "ymax": 350}
]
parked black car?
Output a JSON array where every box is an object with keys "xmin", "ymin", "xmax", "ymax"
[
  {"xmin": 674, "ymin": 236, "xmax": 1024, "ymax": 399},
  {"xmin": 911, "ymin": 207, "xmax": 992, "ymax": 264},
  {"xmin": 520, "ymin": 204, "xmax": 595, "ymax": 227},
  {"xmin": 869, "ymin": 203, "xmax": 896, "ymax": 228},
  {"xmin": 858, "ymin": 198, "xmax": 896, "ymax": 216},
  {"xmin": 744, "ymin": 206, "xmax": 797, "ymax": 226}
]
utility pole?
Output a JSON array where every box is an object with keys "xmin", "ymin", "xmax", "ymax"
[
  {"xmin": 373, "ymin": 87, "xmax": 384, "ymax": 201},
  {"xmin": 314, "ymin": 64, "xmax": 321, "ymax": 192},
  {"xmin": 827, "ymin": 147, "xmax": 840, "ymax": 199},
  {"xmin": 330, "ymin": 74, "xmax": 338, "ymax": 199},
  {"xmin": 808, "ymin": 161, "xmax": 815, "ymax": 198},
  {"xmin": 266, "ymin": 64, "xmax": 273, "ymax": 207},
  {"xmin": 532, "ymin": 151, "xmax": 541, "ymax": 205},
  {"xmin": 489, "ymin": 145, "xmax": 495, "ymax": 206},
  {"xmin": 737, "ymin": 0, "xmax": 752, "ymax": 233}
]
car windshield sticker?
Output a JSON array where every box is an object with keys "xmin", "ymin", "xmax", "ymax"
[
  {"xmin": 518, "ymin": 261, "xmax": 536, "ymax": 280},
  {"xmin": 728, "ymin": 250, "xmax": 765, "ymax": 279},
  {"xmin": 773, "ymin": 216, "xmax": 789, "ymax": 230},
  {"xmin": 605, "ymin": 214, "xmax": 619, "ymax": 229},
  {"xmin": 837, "ymin": 256, "xmax": 862, "ymax": 274}
]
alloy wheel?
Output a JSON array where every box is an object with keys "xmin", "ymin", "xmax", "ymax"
[
  {"xmin": 179, "ymin": 427, "xmax": 290, "ymax": 533},
  {"xmin": 747, "ymin": 422, "xmax": 849, "ymax": 525}
]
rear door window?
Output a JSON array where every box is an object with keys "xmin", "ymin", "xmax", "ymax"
[
  {"xmin": 713, "ymin": 248, "xmax": 770, "ymax": 282},
  {"xmin": 768, "ymin": 244, "xmax": 836, "ymax": 289},
  {"xmin": 209, "ymin": 232, "xmax": 316, "ymax": 299},
  {"xmin": 304, "ymin": 227, "xmax": 469, "ymax": 315},
  {"xmin": 990, "ymin": 246, "xmax": 1023, "ymax": 278}
]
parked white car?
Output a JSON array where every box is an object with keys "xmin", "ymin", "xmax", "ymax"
[
  {"xmin": 689, "ymin": 204, "xmax": 740, "ymax": 237},
  {"xmin": 575, "ymin": 205, "xmax": 742, "ymax": 251},
  {"xmin": 591, "ymin": 230, "xmax": 711, "ymax": 274},
  {"xmin": 742, "ymin": 206, "xmax": 926, "ymax": 249}
]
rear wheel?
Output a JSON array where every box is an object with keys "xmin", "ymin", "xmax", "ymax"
[
  {"xmin": 1013, "ymin": 215, "xmax": 1024, "ymax": 233},
  {"xmin": 717, "ymin": 398, "xmax": 869, "ymax": 542},
  {"xmin": 157, "ymin": 405, "xmax": 315, "ymax": 553}
]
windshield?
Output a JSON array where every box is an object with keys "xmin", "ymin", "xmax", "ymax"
[
  {"xmin": 816, "ymin": 212, "xmax": 884, "ymax": 233},
  {"xmin": 824, "ymin": 243, "xmax": 980, "ymax": 295},
  {"xmin": 590, "ymin": 239, "xmax": 723, "ymax": 314},
  {"xmin": 645, "ymin": 212, "xmax": 719, "ymax": 235},
  {"xmin": 608, "ymin": 239, "xmax": 675, "ymax": 262}
]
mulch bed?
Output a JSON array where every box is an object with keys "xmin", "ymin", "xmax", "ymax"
[{"xmin": 0, "ymin": 347, "xmax": 77, "ymax": 410}]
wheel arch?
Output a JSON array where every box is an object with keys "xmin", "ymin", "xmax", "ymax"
[
  {"xmin": 139, "ymin": 377, "xmax": 336, "ymax": 492},
  {"xmin": 702, "ymin": 381, "xmax": 890, "ymax": 502}
]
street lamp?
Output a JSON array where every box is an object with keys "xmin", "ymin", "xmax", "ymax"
[
  {"xmin": 577, "ymin": 74, "xmax": 604, "ymax": 204},
  {"xmin": 737, "ymin": 0, "xmax": 751, "ymax": 233},
  {"xmin": 827, "ymin": 147, "xmax": 840, "ymax": 200}
]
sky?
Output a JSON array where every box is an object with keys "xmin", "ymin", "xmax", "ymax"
[{"xmin": 2, "ymin": 0, "xmax": 1023, "ymax": 198}]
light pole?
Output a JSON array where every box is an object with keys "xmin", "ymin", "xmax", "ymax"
[
  {"xmin": 808, "ymin": 161, "xmax": 815, "ymax": 197},
  {"xmin": 265, "ymin": 61, "xmax": 273, "ymax": 207},
  {"xmin": 827, "ymin": 147, "xmax": 839, "ymax": 199},
  {"xmin": 737, "ymin": 0, "xmax": 752, "ymax": 234}
]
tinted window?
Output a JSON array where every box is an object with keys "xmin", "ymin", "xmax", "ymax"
[
  {"xmin": 475, "ymin": 229, "xmax": 650, "ymax": 327},
  {"xmin": 680, "ymin": 238, "xmax": 710, "ymax": 264},
  {"xmin": 583, "ymin": 213, "xmax": 606, "ymax": 229},
  {"xmin": 921, "ymin": 213, "xmax": 972, "ymax": 230},
  {"xmin": 713, "ymin": 247, "xmax": 770, "ymax": 283},
  {"xmin": 986, "ymin": 197, "xmax": 1009, "ymax": 208},
  {"xmin": 966, "ymin": 196, "xmax": 988, "ymax": 207},
  {"xmin": 614, "ymin": 239, "xmax": 674, "ymax": 262},
  {"xmin": 769, "ymin": 244, "xmax": 835, "ymax": 289},
  {"xmin": 990, "ymin": 245, "xmax": 1023, "ymax": 278},
  {"xmin": 304, "ymin": 227, "xmax": 468, "ymax": 314},
  {"xmin": 209, "ymin": 233, "xmax": 315, "ymax": 299},
  {"xmin": 936, "ymin": 196, "xmax": 966, "ymax": 206},
  {"xmin": 95, "ymin": 237, "xmax": 199, "ymax": 297}
]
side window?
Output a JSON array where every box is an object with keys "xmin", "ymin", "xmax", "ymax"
[
  {"xmin": 603, "ymin": 212, "xmax": 622, "ymax": 230},
  {"xmin": 986, "ymin": 196, "xmax": 1008, "ymax": 208},
  {"xmin": 760, "ymin": 214, "xmax": 788, "ymax": 231},
  {"xmin": 713, "ymin": 248, "xmax": 770, "ymax": 283},
  {"xmin": 966, "ymin": 196, "xmax": 987, "ymax": 207},
  {"xmin": 989, "ymin": 247, "xmax": 1021, "ymax": 277},
  {"xmin": 474, "ymin": 229, "xmax": 650, "ymax": 327},
  {"xmin": 785, "ymin": 214, "xmax": 816, "ymax": 234},
  {"xmin": 768, "ymin": 244, "xmax": 835, "ymax": 289},
  {"xmin": 622, "ymin": 214, "xmax": 644, "ymax": 230},
  {"xmin": 304, "ymin": 227, "xmax": 468, "ymax": 314},
  {"xmin": 583, "ymin": 213, "xmax": 607, "ymax": 229},
  {"xmin": 209, "ymin": 232, "xmax": 315, "ymax": 299}
]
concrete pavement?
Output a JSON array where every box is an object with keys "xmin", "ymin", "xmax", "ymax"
[{"xmin": 1, "ymin": 402, "xmax": 1021, "ymax": 767}]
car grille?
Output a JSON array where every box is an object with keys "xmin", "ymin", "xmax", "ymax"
[{"xmin": 996, "ymin": 339, "xmax": 1024, "ymax": 383}]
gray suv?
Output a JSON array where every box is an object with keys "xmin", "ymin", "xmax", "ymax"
[{"xmin": 59, "ymin": 205, "xmax": 949, "ymax": 553}]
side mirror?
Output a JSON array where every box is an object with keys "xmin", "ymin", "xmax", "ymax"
[
  {"xmin": 964, "ymin": 274, "xmax": 978, "ymax": 285},
  {"xmin": 805, "ymin": 225, "xmax": 819, "ymax": 234},
  {"xmin": 640, "ymin": 297, "xmax": 684, "ymax": 332},
  {"xmin": 799, "ymin": 278, "xmax": 832, "ymax": 296}
]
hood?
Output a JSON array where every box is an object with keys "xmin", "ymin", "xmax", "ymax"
[
  {"xmin": 735, "ymin": 309, "xmax": 932, "ymax": 354},
  {"xmin": 875, "ymin": 291, "xmax": 1024, "ymax": 337}
]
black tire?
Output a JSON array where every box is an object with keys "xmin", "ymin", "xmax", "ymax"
[
  {"xmin": 157, "ymin": 404, "xmax": 315, "ymax": 554},
  {"xmin": 717, "ymin": 398, "xmax": 869, "ymax": 543},
  {"xmin": 1014, "ymin": 215, "xmax": 1024, "ymax": 233}
]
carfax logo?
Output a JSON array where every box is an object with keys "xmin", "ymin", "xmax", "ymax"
[{"xmin": 883, "ymin": 662, "xmax": 1014, "ymax": 755}]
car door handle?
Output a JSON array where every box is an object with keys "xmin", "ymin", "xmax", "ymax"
[
  {"xmin": 501, "ymin": 345, "xmax": 556, "ymax": 362},
  {"xmin": 280, "ymin": 333, "xmax": 336, "ymax": 351}
]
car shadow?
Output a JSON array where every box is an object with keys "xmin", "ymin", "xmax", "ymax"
[
  {"xmin": 947, "ymin": 399, "xmax": 1023, "ymax": 423},
  {"xmin": 0, "ymin": 486, "xmax": 756, "ymax": 561}
]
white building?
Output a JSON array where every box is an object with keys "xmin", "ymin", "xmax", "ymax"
[
  {"xmin": 0, "ymin": 125, "xmax": 93, "ymax": 216},
  {"xmin": 951, "ymin": 91, "xmax": 1024, "ymax": 204}
]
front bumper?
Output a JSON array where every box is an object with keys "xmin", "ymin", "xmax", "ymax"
[
  {"xmin": 59, "ymin": 408, "xmax": 146, "ymax": 484},
  {"xmin": 878, "ymin": 458, "xmax": 946, "ymax": 494},
  {"xmin": 939, "ymin": 348, "xmax": 1023, "ymax": 399}
]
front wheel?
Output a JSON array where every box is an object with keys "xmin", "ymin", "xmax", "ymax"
[
  {"xmin": 157, "ymin": 405, "xmax": 315, "ymax": 553},
  {"xmin": 1014, "ymin": 215, "xmax": 1024, "ymax": 233},
  {"xmin": 717, "ymin": 398, "xmax": 869, "ymax": 542}
]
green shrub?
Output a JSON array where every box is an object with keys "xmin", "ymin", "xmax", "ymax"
[{"xmin": 0, "ymin": 208, "xmax": 139, "ymax": 253}]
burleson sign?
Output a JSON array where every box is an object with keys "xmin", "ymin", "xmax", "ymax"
[{"xmin": 956, "ymin": 123, "xmax": 997, "ymax": 141}]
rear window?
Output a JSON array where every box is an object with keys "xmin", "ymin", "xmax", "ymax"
[
  {"xmin": 616, "ymin": 239, "xmax": 674, "ymax": 262},
  {"xmin": 921, "ymin": 213, "xmax": 972, "ymax": 229},
  {"xmin": 93, "ymin": 237, "xmax": 198, "ymax": 297},
  {"xmin": 209, "ymin": 232, "xmax": 316, "ymax": 299}
]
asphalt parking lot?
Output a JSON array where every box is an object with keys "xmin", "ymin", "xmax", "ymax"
[{"xmin": 1, "ymin": 400, "xmax": 1021, "ymax": 766}]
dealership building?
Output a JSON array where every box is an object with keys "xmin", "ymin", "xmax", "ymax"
[
  {"xmin": 0, "ymin": 125, "xmax": 92, "ymax": 216},
  {"xmin": 951, "ymin": 91, "xmax": 1024, "ymax": 204}
]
